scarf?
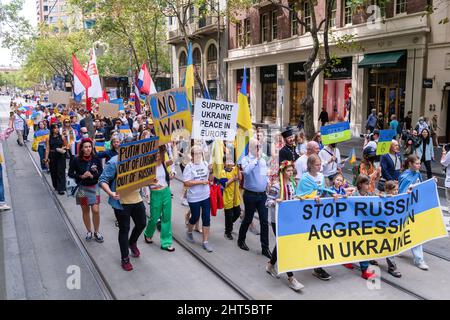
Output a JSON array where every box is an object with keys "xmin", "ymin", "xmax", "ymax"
[{"xmin": 296, "ymin": 173, "xmax": 336, "ymax": 198}]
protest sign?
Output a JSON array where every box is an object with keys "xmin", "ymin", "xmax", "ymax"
[
  {"xmin": 320, "ymin": 121, "xmax": 351, "ymax": 145},
  {"xmin": 276, "ymin": 179, "xmax": 447, "ymax": 273},
  {"xmin": 148, "ymin": 88, "xmax": 192, "ymax": 145},
  {"xmin": 110, "ymin": 98, "xmax": 125, "ymax": 111},
  {"xmin": 376, "ymin": 129, "xmax": 396, "ymax": 155},
  {"xmin": 116, "ymin": 137, "xmax": 159, "ymax": 195},
  {"xmin": 98, "ymin": 102, "xmax": 119, "ymax": 119},
  {"xmin": 191, "ymin": 98, "xmax": 238, "ymax": 141},
  {"xmin": 48, "ymin": 90, "xmax": 71, "ymax": 105}
]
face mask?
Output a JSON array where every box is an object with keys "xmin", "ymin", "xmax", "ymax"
[{"xmin": 82, "ymin": 133, "xmax": 89, "ymax": 138}]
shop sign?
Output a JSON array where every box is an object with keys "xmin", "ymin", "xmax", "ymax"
[
  {"xmin": 260, "ymin": 65, "xmax": 277, "ymax": 83},
  {"xmin": 325, "ymin": 57, "xmax": 353, "ymax": 80},
  {"xmin": 289, "ymin": 62, "xmax": 306, "ymax": 81},
  {"xmin": 423, "ymin": 78, "xmax": 433, "ymax": 89}
]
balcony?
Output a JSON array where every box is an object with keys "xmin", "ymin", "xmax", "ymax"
[
  {"xmin": 167, "ymin": 16, "xmax": 225, "ymax": 45},
  {"xmin": 252, "ymin": 0, "xmax": 273, "ymax": 8}
]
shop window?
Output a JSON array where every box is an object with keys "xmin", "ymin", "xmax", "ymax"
[
  {"xmin": 290, "ymin": 4, "xmax": 298, "ymax": 36},
  {"xmin": 290, "ymin": 81, "xmax": 306, "ymax": 125},
  {"xmin": 261, "ymin": 66, "xmax": 277, "ymax": 123},
  {"xmin": 261, "ymin": 13, "xmax": 269, "ymax": 42},
  {"xmin": 271, "ymin": 10, "xmax": 278, "ymax": 40},
  {"xmin": 395, "ymin": 0, "xmax": 407, "ymax": 15}
]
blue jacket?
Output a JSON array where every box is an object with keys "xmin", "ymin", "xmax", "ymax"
[
  {"xmin": 415, "ymin": 139, "xmax": 434, "ymax": 161},
  {"xmin": 98, "ymin": 155, "xmax": 123, "ymax": 210},
  {"xmin": 97, "ymin": 149, "xmax": 118, "ymax": 163},
  {"xmin": 366, "ymin": 114, "xmax": 377, "ymax": 128},
  {"xmin": 380, "ymin": 153, "xmax": 402, "ymax": 181}
]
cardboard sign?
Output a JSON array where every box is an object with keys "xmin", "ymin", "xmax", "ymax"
[
  {"xmin": 376, "ymin": 129, "xmax": 396, "ymax": 155},
  {"xmin": 191, "ymin": 98, "xmax": 238, "ymax": 141},
  {"xmin": 148, "ymin": 88, "xmax": 192, "ymax": 145},
  {"xmin": 320, "ymin": 121, "xmax": 351, "ymax": 145},
  {"xmin": 277, "ymin": 179, "xmax": 447, "ymax": 273},
  {"xmin": 116, "ymin": 137, "xmax": 159, "ymax": 195},
  {"xmin": 48, "ymin": 90, "xmax": 71, "ymax": 105},
  {"xmin": 98, "ymin": 102, "xmax": 119, "ymax": 119}
]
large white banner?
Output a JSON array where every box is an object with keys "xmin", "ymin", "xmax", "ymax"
[{"xmin": 192, "ymin": 98, "xmax": 238, "ymax": 141}]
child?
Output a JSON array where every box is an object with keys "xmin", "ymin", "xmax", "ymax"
[
  {"xmin": 382, "ymin": 180, "xmax": 402, "ymax": 278},
  {"xmin": 330, "ymin": 173, "xmax": 355, "ymax": 196},
  {"xmin": 266, "ymin": 160, "xmax": 304, "ymax": 292},
  {"xmin": 345, "ymin": 174, "xmax": 377, "ymax": 280},
  {"xmin": 220, "ymin": 159, "xmax": 242, "ymax": 240}
]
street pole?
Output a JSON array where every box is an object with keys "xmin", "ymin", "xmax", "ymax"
[{"xmin": 216, "ymin": 0, "xmax": 221, "ymax": 100}]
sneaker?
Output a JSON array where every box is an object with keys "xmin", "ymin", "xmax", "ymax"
[
  {"xmin": 313, "ymin": 268, "xmax": 331, "ymax": 281},
  {"xmin": 288, "ymin": 277, "xmax": 305, "ymax": 291},
  {"xmin": 416, "ymin": 262, "xmax": 429, "ymax": 270},
  {"xmin": 388, "ymin": 268, "xmax": 402, "ymax": 278},
  {"xmin": 94, "ymin": 232, "xmax": 104, "ymax": 243},
  {"xmin": 343, "ymin": 263, "xmax": 354, "ymax": 269},
  {"xmin": 361, "ymin": 270, "xmax": 376, "ymax": 280},
  {"xmin": 85, "ymin": 232, "xmax": 93, "ymax": 241},
  {"xmin": 182, "ymin": 198, "xmax": 189, "ymax": 207},
  {"xmin": 129, "ymin": 243, "xmax": 140, "ymax": 258},
  {"xmin": 0, "ymin": 204, "xmax": 11, "ymax": 211},
  {"xmin": 265, "ymin": 263, "xmax": 280, "ymax": 278},
  {"xmin": 369, "ymin": 260, "xmax": 379, "ymax": 266},
  {"xmin": 121, "ymin": 257, "xmax": 133, "ymax": 271},
  {"xmin": 224, "ymin": 233, "xmax": 233, "ymax": 240},
  {"xmin": 202, "ymin": 241, "xmax": 213, "ymax": 252},
  {"xmin": 186, "ymin": 231, "xmax": 195, "ymax": 243}
]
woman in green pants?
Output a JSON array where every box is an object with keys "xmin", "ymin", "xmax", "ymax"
[{"xmin": 144, "ymin": 146, "xmax": 175, "ymax": 251}]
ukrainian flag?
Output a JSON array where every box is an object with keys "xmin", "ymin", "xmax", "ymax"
[
  {"xmin": 349, "ymin": 148, "xmax": 356, "ymax": 165},
  {"xmin": 95, "ymin": 141, "xmax": 105, "ymax": 152},
  {"xmin": 184, "ymin": 42, "xmax": 194, "ymax": 107},
  {"xmin": 119, "ymin": 125, "xmax": 131, "ymax": 135},
  {"xmin": 235, "ymin": 67, "xmax": 252, "ymax": 164},
  {"xmin": 320, "ymin": 121, "xmax": 351, "ymax": 145},
  {"xmin": 34, "ymin": 129, "xmax": 49, "ymax": 144}
]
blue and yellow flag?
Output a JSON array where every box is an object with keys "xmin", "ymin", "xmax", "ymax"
[
  {"xmin": 320, "ymin": 121, "xmax": 351, "ymax": 145},
  {"xmin": 34, "ymin": 129, "xmax": 49, "ymax": 144},
  {"xmin": 95, "ymin": 141, "xmax": 105, "ymax": 152},
  {"xmin": 235, "ymin": 67, "xmax": 252, "ymax": 164},
  {"xmin": 184, "ymin": 42, "xmax": 194, "ymax": 106},
  {"xmin": 119, "ymin": 125, "xmax": 131, "ymax": 135},
  {"xmin": 349, "ymin": 148, "xmax": 356, "ymax": 165}
]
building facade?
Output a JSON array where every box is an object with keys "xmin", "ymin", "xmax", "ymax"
[
  {"xmin": 36, "ymin": 0, "xmax": 82, "ymax": 28},
  {"xmin": 225, "ymin": 0, "xmax": 448, "ymax": 139},
  {"xmin": 167, "ymin": 0, "xmax": 228, "ymax": 101}
]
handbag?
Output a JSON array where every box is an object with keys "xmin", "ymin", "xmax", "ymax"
[{"xmin": 66, "ymin": 177, "xmax": 79, "ymax": 197}]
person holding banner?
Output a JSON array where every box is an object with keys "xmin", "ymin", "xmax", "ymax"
[
  {"xmin": 296, "ymin": 154, "xmax": 335, "ymax": 280},
  {"xmin": 98, "ymin": 155, "xmax": 148, "ymax": 271},
  {"xmin": 97, "ymin": 135, "xmax": 120, "ymax": 164},
  {"xmin": 68, "ymin": 138, "xmax": 104, "ymax": 243},
  {"xmin": 265, "ymin": 160, "xmax": 304, "ymax": 291},
  {"xmin": 34, "ymin": 121, "xmax": 50, "ymax": 172},
  {"xmin": 379, "ymin": 140, "xmax": 402, "ymax": 191},
  {"xmin": 319, "ymin": 143, "xmax": 342, "ymax": 185},
  {"xmin": 143, "ymin": 146, "xmax": 175, "ymax": 251},
  {"xmin": 398, "ymin": 154, "xmax": 429, "ymax": 270},
  {"xmin": 61, "ymin": 118, "xmax": 78, "ymax": 161},
  {"xmin": 183, "ymin": 145, "xmax": 214, "ymax": 252},
  {"xmin": 220, "ymin": 159, "xmax": 242, "ymax": 240}
]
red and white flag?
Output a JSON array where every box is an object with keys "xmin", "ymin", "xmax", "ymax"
[
  {"xmin": 72, "ymin": 54, "xmax": 91, "ymax": 96},
  {"xmin": 137, "ymin": 63, "xmax": 157, "ymax": 95},
  {"xmin": 86, "ymin": 48, "xmax": 103, "ymax": 98}
]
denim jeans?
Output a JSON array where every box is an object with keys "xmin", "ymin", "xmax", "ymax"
[
  {"xmin": 188, "ymin": 197, "xmax": 211, "ymax": 227},
  {"xmin": 238, "ymin": 191, "xmax": 269, "ymax": 251},
  {"xmin": 0, "ymin": 163, "xmax": 5, "ymax": 203},
  {"xmin": 37, "ymin": 145, "xmax": 46, "ymax": 170},
  {"xmin": 411, "ymin": 245, "xmax": 425, "ymax": 265}
]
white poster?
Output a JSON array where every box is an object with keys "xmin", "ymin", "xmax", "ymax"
[{"xmin": 192, "ymin": 98, "xmax": 238, "ymax": 141}]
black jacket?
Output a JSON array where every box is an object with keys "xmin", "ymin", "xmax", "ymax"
[
  {"xmin": 279, "ymin": 145, "xmax": 299, "ymax": 164},
  {"xmin": 68, "ymin": 155, "xmax": 103, "ymax": 186}
]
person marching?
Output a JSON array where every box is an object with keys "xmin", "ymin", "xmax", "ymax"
[
  {"xmin": 183, "ymin": 145, "xmax": 214, "ymax": 252},
  {"xmin": 220, "ymin": 158, "xmax": 242, "ymax": 240},
  {"xmin": 278, "ymin": 127, "xmax": 299, "ymax": 164},
  {"xmin": 44, "ymin": 123, "xmax": 67, "ymax": 195},
  {"xmin": 33, "ymin": 120, "xmax": 50, "ymax": 172},
  {"xmin": 265, "ymin": 160, "xmax": 304, "ymax": 291},
  {"xmin": 143, "ymin": 146, "xmax": 175, "ymax": 252},
  {"xmin": 68, "ymin": 138, "xmax": 104, "ymax": 242}
]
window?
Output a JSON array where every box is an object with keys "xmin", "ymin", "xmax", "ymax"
[
  {"xmin": 290, "ymin": 4, "xmax": 298, "ymax": 36},
  {"xmin": 271, "ymin": 10, "xmax": 278, "ymax": 40},
  {"xmin": 189, "ymin": 5, "xmax": 195, "ymax": 23},
  {"xmin": 168, "ymin": 16, "xmax": 173, "ymax": 25},
  {"xmin": 330, "ymin": 0, "xmax": 337, "ymax": 28},
  {"xmin": 370, "ymin": 0, "xmax": 386, "ymax": 18},
  {"xmin": 344, "ymin": 0, "xmax": 352, "ymax": 25},
  {"xmin": 193, "ymin": 48, "xmax": 201, "ymax": 65},
  {"xmin": 207, "ymin": 44, "xmax": 217, "ymax": 62},
  {"xmin": 303, "ymin": 1, "xmax": 311, "ymax": 32},
  {"xmin": 244, "ymin": 18, "xmax": 251, "ymax": 46},
  {"xmin": 236, "ymin": 21, "xmax": 243, "ymax": 47},
  {"xmin": 179, "ymin": 51, "xmax": 187, "ymax": 67},
  {"xmin": 261, "ymin": 13, "xmax": 269, "ymax": 42},
  {"xmin": 43, "ymin": 5, "xmax": 48, "ymax": 11},
  {"xmin": 395, "ymin": 0, "xmax": 407, "ymax": 15}
]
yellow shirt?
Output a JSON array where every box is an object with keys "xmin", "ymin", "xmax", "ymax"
[
  {"xmin": 220, "ymin": 166, "xmax": 240, "ymax": 210},
  {"xmin": 120, "ymin": 189, "xmax": 143, "ymax": 205}
]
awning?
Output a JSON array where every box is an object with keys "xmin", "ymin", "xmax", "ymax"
[{"xmin": 358, "ymin": 51, "xmax": 405, "ymax": 69}]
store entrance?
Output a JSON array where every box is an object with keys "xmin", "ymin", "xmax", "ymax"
[{"xmin": 374, "ymin": 86, "xmax": 402, "ymax": 128}]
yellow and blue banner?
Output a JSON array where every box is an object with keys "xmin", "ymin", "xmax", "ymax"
[
  {"xmin": 320, "ymin": 121, "xmax": 351, "ymax": 145},
  {"xmin": 276, "ymin": 179, "xmax": 448, "ymax": 273},
  {"xmin": 376, "ymin": 129, "xmax": 396, "ymax": 155},
  {"xmin": 235, "ymin": 66, "xmax": 252, "ymax": 164},
  {"xmin": 184, "ymin": 42, "xmax": 194, "ymax": 107},
  {"xmin": 34, "ymin": 129, "xmax": 49, "ymax": 144},
  {"xmin": 95, "ymin": 141, "xmax": 105, "ymax": 152}
]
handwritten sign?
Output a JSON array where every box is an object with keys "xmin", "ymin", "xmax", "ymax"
[
  {"xmin": 48, "ymin": 90, "xmax": 71, "ymax": 105},
  {"xmin": 148, "ymin": 88, "xmax": 192, "ymax": 144},
  {"xmin": 320, "ymin": 121, "xmax": 351, "ymax": 145},
  {"xmin": 376, "ymin": 129, "xmax": 396, "ymax": 155},
  {"xmin": 98, "ymin": 102, "xmax": 119, "ymax": 119},
  {"xmin": 116, "ymin": 137, "xmax": 159, "ymax": 195}
]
